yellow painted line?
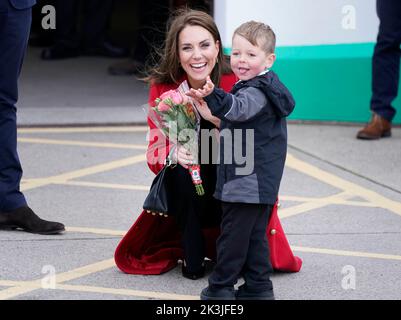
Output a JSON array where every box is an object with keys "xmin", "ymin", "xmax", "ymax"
[
  {"xmin": 0, "ymin": 280, "xmax": 19, "ymax": 287},
  {"xmin": 286, "ymin": 153, "xmax": 401, "ymax": 217},
  {"xmin": 0, "ymin": 282, "xmax": 41, "ymax": 300},
  {"xmin": 279, "ymin": 192, "xmax": 352, "ymax": 219},
  {"xmin": 0, "ymin": 259, "xmax": 116, "ymax": 300},
  {"xmin": 53, "ymin": 259, "xmax": 116, "ymax": 283},
  {"xmin": 280, "ymin": 196, "xmax": 377, "ymax": 208},
  {"xmin": 292, "ymin": 246, "xmax": 401, "ymax": 261},
  {"xmin": 2, "ymin": 244, "xmax": 401, "ymax": 300},
  {"xmin": 20, "ymin": 154, "xmax": 146, "ymax": 192},
  {"xmin": 0, "ymin": 258, "xmax": 196, "ymax": 300},
  {"xmin": 18, "ymin": 137, "xmax": 147, "ymax": 150},
  {"xmin": 66, "ymin": 226, "xmax": 126, "ymax": 236},
  {"xmin": 57, "ymin": 180, "xmax": 150, "ymax": 192},
  {"xmin": 18, "ymin": 126, "xmax": 148, "ymax": 133},
  {"xmin": 326, "ymin": 200, "xmax": 378, "ymax": 207},
  {"xmin": 0, "ymin": 280, "xmax": 197, "ymax": 300},
  {"xmin": 56, "ymin": 284, "xmax": 198, "ymax": 300}
]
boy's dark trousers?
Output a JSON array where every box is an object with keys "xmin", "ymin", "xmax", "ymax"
[
  {"xmin": 208, "ymin": 202, "xmax": 274, "ymax": 292},
  {"xmin": 371, "ymin": 0, "xmax": 401, "ymax": 121}
]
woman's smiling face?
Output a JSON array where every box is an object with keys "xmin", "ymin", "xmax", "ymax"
[{"xmin": 178, "ymin": 25, "xmax": 220, "ymax": 89}]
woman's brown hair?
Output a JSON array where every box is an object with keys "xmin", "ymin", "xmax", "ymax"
[{"xmin": 146, "ymin": 8, "xmax": 230, "ymax": 86}]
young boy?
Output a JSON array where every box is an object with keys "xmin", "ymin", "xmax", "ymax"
[{"xmin": 187, "ymin": 21, "xmax": 295, "ymax": 300}]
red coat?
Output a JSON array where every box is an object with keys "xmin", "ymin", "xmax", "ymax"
[{"xmin": 114, "ymin": 74, "xmax": 302, "ymax": 274}]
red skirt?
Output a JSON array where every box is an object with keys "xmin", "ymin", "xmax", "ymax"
[{"xmin": 114, "ymin": 200, "xmax": 302, "ymax": 274}]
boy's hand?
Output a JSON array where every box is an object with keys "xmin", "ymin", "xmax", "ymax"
[{"xmin": 186, "ymin": 76, "xmax": 215, "ymax": 99}]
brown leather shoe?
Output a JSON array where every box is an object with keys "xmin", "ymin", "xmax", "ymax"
[{"xmin": 356, "ymin": 113, "xmax": 392, "ymax": 140}]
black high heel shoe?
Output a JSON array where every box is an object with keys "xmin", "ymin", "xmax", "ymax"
[{"xmin": 181, "ymin": 261, "xmax": 205, "ymax": 280}]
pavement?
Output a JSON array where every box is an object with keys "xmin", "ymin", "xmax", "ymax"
[{"xmin": 1, "ymin": 47, "xmax": 401, "ymax": 301}]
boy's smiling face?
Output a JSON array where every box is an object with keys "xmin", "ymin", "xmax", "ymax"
[{"xmin": 230, "ymin": 34, "xmax": 276, "ymax": 81}]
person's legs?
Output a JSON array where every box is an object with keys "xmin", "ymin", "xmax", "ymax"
[
  {"xmin": 40, "ymin": 0, "xmax": 81, "ymax": 59},
  {"xmin": 82, "ymin": 0, "xmax": 113, "ymax": 47},
  {"xmin": 53, "ymin": 0, "xmax": 80, "ymax": 49},
  {"xmin": 108, "ymin": 0, "xmax": 170, "ymax": 76},
  {"xmin": 132, "ymin": 0, "xmax": 170, "ymax": 66},
  {"xmin": 181, "ymin": 203, "xmax": 205, "ymax": 278},
  {"xmin": 0, "ymin": 4, "xmax": 31, "ymax": 212},
  {"xmin": 371, "ymin": 0, "xmax": 401, "ymax": 121},
  {"xmin": 357, "ymin": 0, "xmax": 401, "ymax": 140},
  {"xmin": 0, "ymin": 4, "xmax": 64, "ymax": 234},
  {"xmin": 237, "ymin": 204, "xmax": 274, "ymax": 299},
  {"xmin": 169, "ymin": 165, "xmax": 205, "ymax": 278},
  {"xmin": 81, "ymin": 0, "xmax": 128, "ymax": 58},
  {"xmin": 201, "ymin": 202, "xmax": 263, "ymax": 300}
]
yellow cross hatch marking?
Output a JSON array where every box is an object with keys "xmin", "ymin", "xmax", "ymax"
[
  {"xmin": 18, "ymin": 126, "xmax": 148, "ymax": 133},
  {"xmin": 285, "ymin": 154, "xmax": 401, "ymax": 217},
  {"xmin": 1, "ymin": 126, "xmax": 399, "ymax": 300},
  {"xmin": 18, "ymin": 137, "xmax": 147, "ymax": 150},
  {"xmin": 20, "ymin": 154, "xmax": 146, "ymax": 192}
]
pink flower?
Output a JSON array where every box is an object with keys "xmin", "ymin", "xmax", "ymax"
[
  {"xmin": 157, "ymin": 101, "xmax": 171, "ymax": 112},
  {"xmin": 160, "ymin": 90, "xmax": 175, "ymax": 100},
  {"xmin": 170, "ymin": 91, "xmax": 183, "ymax": 105},
  {"xmin": 159, "ymin": 90, "xmax": 185, "ymax": 105}
]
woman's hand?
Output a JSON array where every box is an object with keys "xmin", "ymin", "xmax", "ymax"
[
  {"xmin": 170, "ymin": 145, "xmax": 194, "ymax": 169},
  {"xmin": 192, "ymin": 98, "xmax": 213, "ymax": 121},
  {"xmin": 192, "ymin": 99, "xmax": 221, "ymax": 128}
]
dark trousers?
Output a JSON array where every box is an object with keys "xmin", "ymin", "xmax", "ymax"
[
  {"xmin": 371, "ymin": 0, "xmax": 401, "ymax": 121},
  {"xmin": 169, "ymin": 164, "xmax": 221, "ymax": 272},
  {"xmin": 0, "ymin": 2, "xmax": 31, "ymax": 211},
  {"xmin": 209, "ymin": 202, "xmax": 273, "ymax": 292},
  {"xmin": 54, "ymin": 0, "xmax": 113, "ymax": 49},
  {"xmin": 132, "ymin": 0, "xmax": 170, "ymax": 64}
]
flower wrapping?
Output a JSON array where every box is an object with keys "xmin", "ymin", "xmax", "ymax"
[{"xmin": 148, "ymin": 80, "xmax": 205, "ymax": 196}]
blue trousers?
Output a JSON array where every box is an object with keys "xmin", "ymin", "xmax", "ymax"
[
  {"xmin": 371, "ymin": 0, "xmax": 401, "ymax": 121},
  {"xmin": 0, "ymin": 2, "xmax": 32, "ymax": 211}
]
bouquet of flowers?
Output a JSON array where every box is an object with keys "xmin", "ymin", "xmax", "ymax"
[{"xmin": 148, "ymin": 81, "xmax": 205, "ymax": 196}]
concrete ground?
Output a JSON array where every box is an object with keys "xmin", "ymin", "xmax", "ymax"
[{"xmin": 1, "ymin": 47, "xmax": 401, "ymax": 300}]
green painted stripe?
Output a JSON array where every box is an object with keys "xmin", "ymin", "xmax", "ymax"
[
  {"xmin": 224, "ymin": 42, "xmax": 376, "ymax": 60},
  {"xmin": 223, "ymin": 43, "xmax": 401, "ymax": 124}
]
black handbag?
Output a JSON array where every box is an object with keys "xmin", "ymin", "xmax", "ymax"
[{"xmin": 143, "ymin": 164, "xmax": 173, "ymax": 217}]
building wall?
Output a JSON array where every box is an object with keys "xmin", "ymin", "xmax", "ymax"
[
  {"xmin": 215, "ymin": 0, "xmax": 379, "ymax": 47},
  {"xmin": 214, "ymin": 0, "xmax": 401, "ymax": 124}
]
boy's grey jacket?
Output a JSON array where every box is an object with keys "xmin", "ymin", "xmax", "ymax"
[{"xmin": 203, "ymin": 71, "xmax": 295, "ymax": 204}]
